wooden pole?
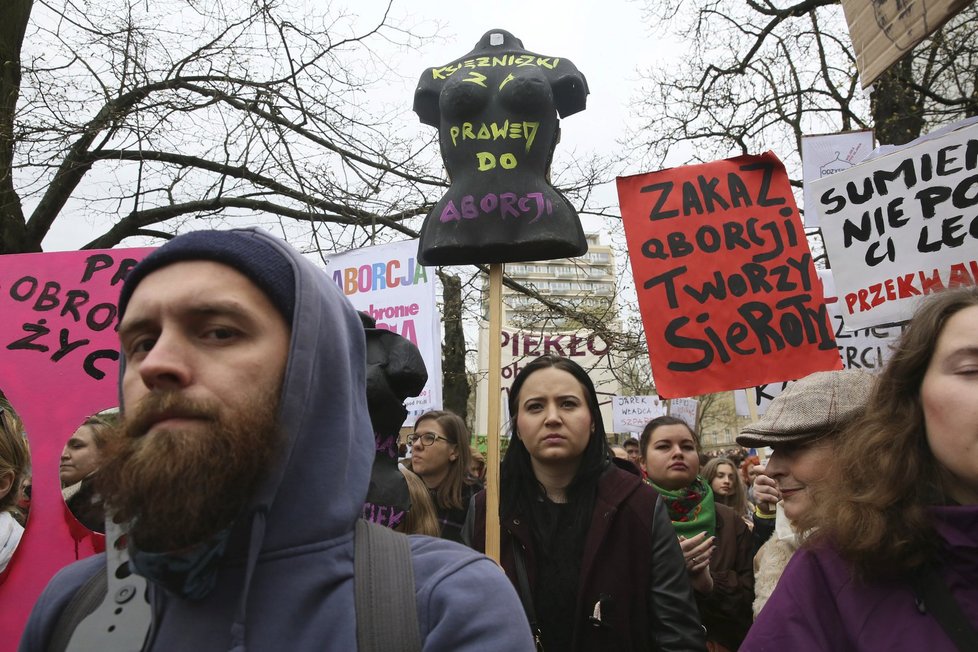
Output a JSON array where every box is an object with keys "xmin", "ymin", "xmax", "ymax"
[{"xmin": 485, "ymin": 262, "xmax": 503, "ymax": 562}]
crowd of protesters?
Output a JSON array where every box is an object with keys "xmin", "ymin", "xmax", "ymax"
[{"xmin": 4, "ymin": 229, "xmax": 977, "ymax": 652}]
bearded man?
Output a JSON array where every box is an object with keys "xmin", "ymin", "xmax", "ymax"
[{"xmin": 20, "ymin": 228, "xmax": 534, "ymax": 651}]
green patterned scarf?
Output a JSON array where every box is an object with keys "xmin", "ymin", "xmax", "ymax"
[{"xmin": 649, "ymin": 476, "xmax": 717, "ymax": 539}]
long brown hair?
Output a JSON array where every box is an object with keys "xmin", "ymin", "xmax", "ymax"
[
  {"xmin": 0, "ymin": 405, "xmax": 29, "ymax": 514},
  {"xmin": 398, "ymin": 466, "xmax": 440, "ymax": 537},
  {"xmin": 799, "ymin": 287, "xmax": 978, "ymax": 577},
  {"xmin": 413, "ymin": 410, "xmax": 474, "ymax": 510},
  {"xmin": 704, "ymin": 457, "xmax": 749, "ymax": 516}
]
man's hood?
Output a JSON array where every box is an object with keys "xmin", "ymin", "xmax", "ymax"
[
  {"xmin": 117, "ymin": 227, "xmax": 374, "ymax": 553},
  {"xmin": 249, "ymin": 229, "xmax": 373, "ymax": 549}
]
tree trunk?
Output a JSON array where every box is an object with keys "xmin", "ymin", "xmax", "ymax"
[
  {"xmin": 0, "ymin": 0, "xmax": 33, "ymax": 253},
  {"xmin": 871, "ymin": 57, "xmax": 924, "ymax": 146},
  {"xmin": 438, "ymin": 271, "xmax": 470, "ymax": 421}
]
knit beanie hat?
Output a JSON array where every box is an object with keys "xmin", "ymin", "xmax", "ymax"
[
  {"xmin": 118, "ymin": 229, "xmax": 296, "ymax": 323},
  {"xmin": 736, "ymin": 369, "xmax": 875, "ymax": 448}
]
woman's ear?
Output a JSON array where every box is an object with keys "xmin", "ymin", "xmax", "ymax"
[{"xmin": 0, "ymin": 470, "xmax": 14, "ymax": 501}]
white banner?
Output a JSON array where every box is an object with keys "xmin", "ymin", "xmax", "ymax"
[
  {"xmin": 612, "ymin": 395, "xmax": 666, "ymax": 434},
  {"xmin": 475, "ymin": 324, "xmax": 619, "ymax": 437},
  {"xmin": 735, "ymin": 269, "xmax": 905, "ymax": 416},
  {"xmin": 810, "ymin": 119, "xmax": 978, "ymax": 330},
  {"xmin": 323, "ymin": 240, "xmax": 442, "ymax": 424},
  {"xmin": 669, "ymin": 397, "xmax": 698, "ymax": 430},
  {"xmin": 801, "ymin": 130, "xmax": 874, "ymax": 228}
]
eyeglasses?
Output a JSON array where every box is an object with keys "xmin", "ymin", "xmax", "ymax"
[{"xmin": 408, "ymin": 432, "xmax": 451, "ymax": 447}]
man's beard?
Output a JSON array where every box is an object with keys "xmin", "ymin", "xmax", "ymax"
[{"xmin": 98, "ymin": 391, "xmax": 281, "ymax": 553}]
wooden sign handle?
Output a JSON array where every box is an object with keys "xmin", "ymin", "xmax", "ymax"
[{"xmin": 485, "ymin": 263, "xmax": 503, "ymax": 562}]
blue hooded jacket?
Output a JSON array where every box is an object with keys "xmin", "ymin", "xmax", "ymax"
[{"xmin": 19, "ymin": 228, "xmax": 534, "ymax": 651}]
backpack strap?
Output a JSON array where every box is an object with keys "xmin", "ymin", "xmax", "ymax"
[
  {"xmin": 47, "ymin": 519, "xmax": 153, "ymax": 652},
  {"xmin": 46, "ymin": 569, "xmax": 106, "ymax": 652},
  {"xmin": 354, "ymin": 519, "xmax": 421, "ymax": 652},
  {"xmin": 910, "ymin": 563, "xmax": 978, "ymax": 652}
]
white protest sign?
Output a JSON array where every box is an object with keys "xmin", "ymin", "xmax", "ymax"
[
  {"xmin": 612, "ymin": 395, "xmax": 666, "ymax": 434},
  {"xmin": 322, "ymin": 239, "xmax": 442, "ymax": 423},
  {"xmin": 811, "ymin": 119, "xmax": 978, "ymax": 330},
  {"xmin": 669, "ymin": 397, "xmax": 698, "ymax": 430},
  {"xmin": 819, "ymin": 269, "xmax": 906, "ymax": 371},
  {"xmin": 476, "ymin": 324, "xmax": 618, "ymax": 437},
  {"xmin": 802, "ymin": 130, "xmax": 874, "ymax": 228},
  {"xmin": 735, "ymin": 270, "xmax": 905, "ymax": 416}
]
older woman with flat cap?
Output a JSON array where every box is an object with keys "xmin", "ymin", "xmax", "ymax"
[{"xmin": 735, "ymin": 369, "xmax": 874, "ymax": 617}]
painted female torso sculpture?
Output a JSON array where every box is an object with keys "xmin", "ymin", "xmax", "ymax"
[{"xmin": 414, "ymin": 29, "xmax": 589, "ymax": 265}]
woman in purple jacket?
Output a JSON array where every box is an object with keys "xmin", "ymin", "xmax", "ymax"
[{"xmin": 743, "ymin": 286, "xmax": 978, "ymax": 651}]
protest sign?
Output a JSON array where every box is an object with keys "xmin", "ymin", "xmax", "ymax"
[
  {"xmin": 475, "ymin": 324, "xmax": 618, "ymax": 436},
  {"xmin": 0, "ymin": 248, "xmax": 152, "ymax": 643},
  {"xmin": 840, "ymin": 0, "xmax": 971, "ymax": 88},
  {"xmin": 323, "ymin": 239, "xmax": 442, "ymax": 425},
  {"xmin": 811, "ymin": 119, "xmax": 978, "ymax": 330},
  {"xmin": 802, "ymin": 130, "xmax": 874, "ymax": 228},
  {"xmin": 612, "ymin": 395, "xmax": 665, "ymax": 434},
  {"xmin": 413, "ymin": 29, "xmax": 589, "ymax": 265},
  {"xmin": 735, "ymin": 269, "xmax": 905, "ymax": 416},
  {"xmin": 617, "ymin": 152, "xmax": 842, "ymax": 399},
  {"xmin": 669, "ymin": 397, "xmax": 699, "ymax": 430}
]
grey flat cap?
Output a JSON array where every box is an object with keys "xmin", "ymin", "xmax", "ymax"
[{"xmin": 736, "ymin": 369, "xmax": 875, "ymax": 448}]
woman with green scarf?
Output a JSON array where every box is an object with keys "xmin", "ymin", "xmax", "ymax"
[{"xmin": 640, "ymin": 416, "xmax": 754, "ymax": 651}]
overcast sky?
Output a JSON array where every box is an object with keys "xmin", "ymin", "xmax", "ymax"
[
  {"xmin": 38, "ymin": 0, "xmax": 677, "ymax": 251},
  {"xmin": 383, "ymin": 0, "xmax": 673, "ymax": 160},
  {"xmin": 371, "ymin": 0, "xmax": 684, "ymax": 239}
]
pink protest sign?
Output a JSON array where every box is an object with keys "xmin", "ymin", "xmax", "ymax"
[{"xmin": 0, "ymin": 247, "xmax": 151, "ymax": 648}]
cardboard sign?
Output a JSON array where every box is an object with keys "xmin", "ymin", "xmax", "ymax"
[
  {"xmin": 0, "ymin": 248, "xmax": 152, "ymax": 644},
  {"xmin": 841, "ymin": 0, "xmax": 971, "ymax": 88},
  {"xmin": 735, "ymin": 269, "xmax": 906, "ymax": 416},
  {"xmin": 612, "ymin": 395, "xmax": 666, "ymax": 434},
  {"xmin": 617, "ymin": 152, "xmax": 842, "ymax": 399},
  {"xmin": 801, "ymin": 130, "xmax": 875, "ymax": 227},
  {"xmin": 669, "ymin": 397, "xmax": 699, "ymax": 430},
  {"xmin": 413, "ymin": 28, "xmax": 589, "ymax": 265},
  {"xmin": 323, "ymin": 239, "xmax": 442, "ymax": 425},
  {"xmin": 811, "ymin": 119, "xmax": 978, "ymax": 329}
]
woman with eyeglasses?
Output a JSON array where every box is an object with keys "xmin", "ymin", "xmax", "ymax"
[
  {"xmin": 409, "ymin": 410, "xmax": 480, "ymax": 543},
  {"xmin": 0, "ymin": 405, "xmax": 30, "ymax": 574},
  {"xmin": 464, "ymin": 355, "xmax": 705, "ymax": 651}
]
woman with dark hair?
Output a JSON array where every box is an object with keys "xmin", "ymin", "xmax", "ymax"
[
  {"xmin": 743, "ymin": 287, "xmax": 978, "ymax": 651},
  {"xmin": 641, "ymin": 416, "xmax": 753, "ymax": 651},
  {"xmin": 409, "ymin": 409, "xmax": 479, "ymax": 543},
  {"xmin": 61, "ymin": 413, "xmax": 114, "ymax": 533},
  {"xmin": 466, "ymin": 355, "xmax": 705, "ymax": 652}
]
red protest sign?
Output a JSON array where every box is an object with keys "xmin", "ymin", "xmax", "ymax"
[
  {"xmin": 617, "ymin": 152, "xmax": 841, "ymax": 398},
  {"xmin": 0, "ymin": 248, "xmax": 151, "ymax": 647}
]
